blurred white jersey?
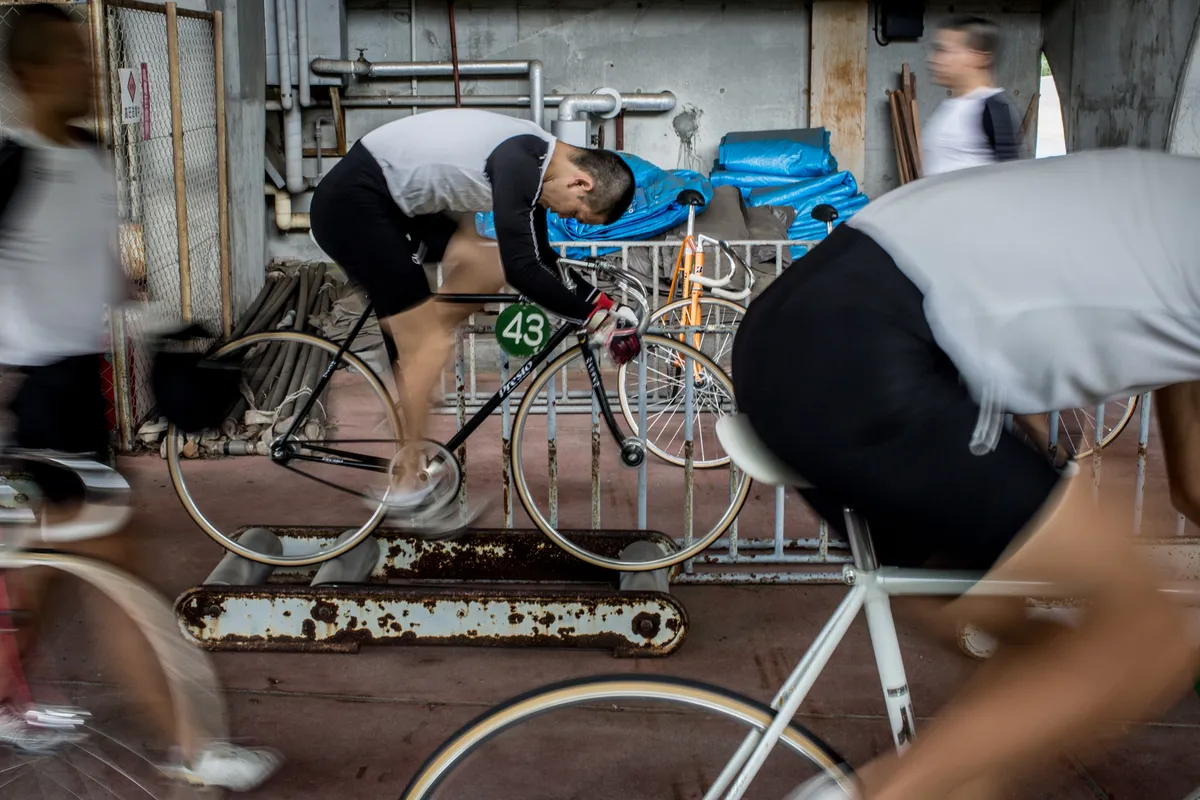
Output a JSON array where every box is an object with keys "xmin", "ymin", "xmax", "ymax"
[{"xmin": 849, "ymin": 149, "xmax": 1200, "ymax": 415}]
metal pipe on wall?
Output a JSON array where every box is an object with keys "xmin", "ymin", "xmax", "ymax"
[
  {"xmin": 296, "ymin": 0, "xmax": 311, "ymax": 107},
  {"xmin": 311, "ymin": 57, "xmax": 545, "ymax": 125},
  {"xmin": 557, "ymin": 91, "xmax": 676, "ymax": 122},
  {"xmin": 266, "ymin": 184, "xmax": 310, "ymax": 231},
  {"xmin": 283, "ymin": 102, "xmax": 305, "ymax": 194},
  {"xmin": 274, "ymin": 0, "xmax": 293, "ymax": 111},
  {"xmin": 311, "ymin": 58, "xmax": 534, "ymax": 78}
]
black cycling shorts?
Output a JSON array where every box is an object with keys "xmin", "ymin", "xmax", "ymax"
[
  {"xmin": 7, "ymin": 353, "xmax": 112, "ymax": 504},
  {"xmin": 310, "ymin": 141, "xmax": 458, "ymax": 317},
  {"xmin": 731, "ymin": 225, "xmax": 1061, "ymax": 570}
]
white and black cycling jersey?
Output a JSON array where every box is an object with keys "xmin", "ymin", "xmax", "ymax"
[{"xmin": 360, "ymin": 109, "xmax": 594, "ymax": 321}]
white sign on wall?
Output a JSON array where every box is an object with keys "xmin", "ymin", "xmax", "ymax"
[{"xmin": 118, "ymin": 67, "xmax": 142, "ymax": 125}]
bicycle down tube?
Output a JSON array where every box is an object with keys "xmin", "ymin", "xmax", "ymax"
[{"xmin": 267, "ymin": 295, "xmax": 633, "ymax": 481}]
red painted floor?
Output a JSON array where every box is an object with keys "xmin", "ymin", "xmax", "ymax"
[{"xmin": 25, "ymin": 408, "xmax": 1200, "ymax": 799}]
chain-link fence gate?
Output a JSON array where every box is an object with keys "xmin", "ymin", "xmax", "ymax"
[{"xmin": 102, "ymin": 1, "xmax": 229, "ymax": 448}]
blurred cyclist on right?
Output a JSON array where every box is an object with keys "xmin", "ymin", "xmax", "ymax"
[
  {"xmin": 736, "ymin": 148, "xmax": 1200, "ymax": 799},
  {"xmin": 922, "ymin": 15, "xmax": 1024, "ymax": 176}
]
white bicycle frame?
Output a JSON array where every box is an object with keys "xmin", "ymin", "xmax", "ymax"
[
  {"xmin": 679, "ymin": 204, "xmax": 755, "ymax": 304},
  {"xmin": 704, "ymin": 418, "xmax": 1200, "ymax": 800}
]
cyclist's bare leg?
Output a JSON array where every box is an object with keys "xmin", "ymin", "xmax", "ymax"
[
  {"xmin": 382, "ymin": 225, "xmax": 505, "ymax": 492},
  {"xmin": 854, "ymin": 472, "xmax": 1198, "ymax": 800},
  {"xmin": 12, "ymin": 514, "xmax": 197, "ymax": 758}
]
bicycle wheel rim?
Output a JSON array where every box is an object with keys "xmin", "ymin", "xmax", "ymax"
[
  {"xmin": 619, "ymin": 297, "xmax": 745, "ymax": 469},
  {"xmin": 167, "ymin": 331, "xmax": 403, "ymax": 567},
  {"xmin": 400, "ymin": 675, "xmax": 853, "ymax": 800},
  {"xmin": 512, "ymin": 336, "xmax": 751, "ymax": 572},
  {"xmin": 0, "ymin": 551, "xmax": 225, "ymax": 798},
  {"xmin": 1060, "ymin": 395, "xmax": 1139, "ymax": 460}
]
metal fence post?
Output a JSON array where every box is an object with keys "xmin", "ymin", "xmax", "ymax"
[
  {"xmin": 165, "ymin": 2, "xmax": 191, "ymax": 321},
  {"xmin": 214, "ymin": 8, "xmax": 231, "ymax": 337}
]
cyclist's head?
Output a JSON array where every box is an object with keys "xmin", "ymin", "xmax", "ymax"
[
  {"xmin": 4, "ymin": 4, "xmax": 93, "ymax": 121},
  {"xmin": 929, "ymin": 16, "xmax": 999, "ymax": 91},
  {"xmin": 542, "ymin": 145, "xmax": 636, "ymax": 226}
]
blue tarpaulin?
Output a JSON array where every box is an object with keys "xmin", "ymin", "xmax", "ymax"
[
  {"xmin": 716, "ymin": 130, "xmax": 838, "ymax": 178},
  {"xmin": 746, "ymin": 171, "xmax": 859, "ymax": 209},
  {"xmin": 709, "ymin": 170, "xmax": 810, "ymax": 194},
  {"xmin": 476, "ymin": 151, "xmax": 712, "ymax": 256}
]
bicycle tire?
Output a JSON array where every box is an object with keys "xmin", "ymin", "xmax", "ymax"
[
  {"xmin": 1067, "ymin": 395, "xmax": 1139, "ymax": 460},
  {"xmin": 0, "ymin": 549, "xmax": 225, "ymax": 798},
  {"xmin": 167, "ymin": 330, "xmax": 404, "ymax": 567},
  {"xmin": 618, "ymin": 297, "xmax": 745, "ymax": 468},
  {"xmin": 511, "ymin": 335, "xmax": 751, "ymax": 571},
  {"xmin": 399, "ymin": 674, "xmax": 853, "ymax": 800}
]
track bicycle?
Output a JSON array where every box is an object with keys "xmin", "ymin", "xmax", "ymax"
[
  {"xmin": 398, "ymin": 412, "xmax": 1200, "ymax": 799},
  {"xmin": 167, "ymin": 259, "xmax": 750, "ymax": 571},
  {"xmin": 0, "ymin": 449, "xmax": 229, "ymax": 799}
]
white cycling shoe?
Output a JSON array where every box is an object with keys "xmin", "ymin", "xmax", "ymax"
[
  {"xmin": 160, "ymin": 741, "xmax": 284, "ymax": 792},
  {"xmin": 0, "ymin": 704, "xmax": 89, "ymax": 755},
  {"xmin": 784, "ymin": 774, "xmax": 857, "ymax": 800}
]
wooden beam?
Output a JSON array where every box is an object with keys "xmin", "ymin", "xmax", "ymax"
[{"xmin": 809, "ymin": 0, "xmax": 868, "ymax": 181}]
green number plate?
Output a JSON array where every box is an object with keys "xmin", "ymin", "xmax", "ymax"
[{"xmin": 494, "ymin": 303, "xmax": 550, "ymax": 357}]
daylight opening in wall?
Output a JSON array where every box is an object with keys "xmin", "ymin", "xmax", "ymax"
[{"xmin": 1036, "ymin": 52, "xmax": 1066, "ymax": 157}]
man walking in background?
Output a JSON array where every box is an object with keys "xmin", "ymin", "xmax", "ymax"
[{"xmin": 923, "ymin": 15, "xmax": 1024, "ymax": 176}]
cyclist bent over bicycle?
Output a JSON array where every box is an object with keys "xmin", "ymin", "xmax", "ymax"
[
  {"xmin": 310, "ymin": 110, "xmax": 639, "ymax": 532},
  {"xmin": 735, "ymin": 150, "xmax": 1200, "ymax": 800}
]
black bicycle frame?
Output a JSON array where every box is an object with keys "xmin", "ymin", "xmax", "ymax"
[{"xmin": 272, "ymin": 295, "xmax": 632, "ymax": 478}]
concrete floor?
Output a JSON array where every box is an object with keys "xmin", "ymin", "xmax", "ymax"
[{"xmin": 25, "ymin": 412, "xmax": 1200, "ymax": 799}]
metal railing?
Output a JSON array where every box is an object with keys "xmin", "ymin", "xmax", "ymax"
[{"xmin": 425, "ymin": 238, "xmax": 1189, "ymax": 584}]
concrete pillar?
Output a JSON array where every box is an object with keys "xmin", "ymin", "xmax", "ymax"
[{"xmin": 211, "ymin": 0, "xmax": 267, "ymax": 320}]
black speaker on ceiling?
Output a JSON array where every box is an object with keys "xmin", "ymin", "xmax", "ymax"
[{"xmin": 878, "ymin": 1, "xmax": 925, "ymax": 42}]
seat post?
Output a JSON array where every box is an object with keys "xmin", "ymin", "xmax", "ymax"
[{"xmin": 843, "ymin": 508, "xmax": 879, "ymax": 572}]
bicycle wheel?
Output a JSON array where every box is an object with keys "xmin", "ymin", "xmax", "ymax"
[
  {"xmin": 0, "ymin": 551, "xmax": 225, "ymax": 799},
  {"xmin": 168, "ymin": 331, "xmax": 404, "ymax": 567},
  {"xmin": 512, "ymin": 335, "xmax": 751, "ymax": 571},
  {"xmin": 1051, "ymin": 396, "xmax": 1139, "ymax": 460},
  {"xmin": 400, "ymin": 675, "xmax": 853, "ymax": 800},
  {"xmin": 618, "ymin": 297, "xmax": 745, "ymax": 468}
]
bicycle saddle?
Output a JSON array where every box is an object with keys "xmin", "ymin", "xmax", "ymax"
[
  {"xmin": 811, "ymin": 204, "xmax": 838, "ymax": 224},
  {"xmin": 675, "ymin": 189, "xmax": 706, "ymax": 207},
  {"xmin": 715, "ymin": 414, "xmax": 811, "ymax": 488}
]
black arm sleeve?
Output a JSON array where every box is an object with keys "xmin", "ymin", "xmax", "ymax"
[
  {"xmin": 982, "ymin": 94, "xmax": 1023, "ymax": 162},
  {"xmin": 485, "ymin": 135, "xmax": 594, "ymax": 322}
]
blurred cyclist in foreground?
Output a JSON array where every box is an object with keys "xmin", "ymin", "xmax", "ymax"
[
  {"xmin": 0, "ymin": 5, "xmax": 279, "ymax": 789},
  {"xmin": 736, "ymin": 149, "xmax": 1200, "ymax": 799}
]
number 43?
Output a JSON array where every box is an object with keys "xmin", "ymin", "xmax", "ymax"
[{"xmin": 501, "ymin": 310, "xmax": 546, "ymax": 348}]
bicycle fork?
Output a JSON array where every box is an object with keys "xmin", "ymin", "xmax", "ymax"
[{"xmin": 704, "ymin": 513, "xmax": 916, "ymax": 800}]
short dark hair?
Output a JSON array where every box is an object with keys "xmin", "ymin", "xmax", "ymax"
[
  {"xmin": 940, "ymin": 15, "xmax": 1000, "ymax": 58},
  {"xmin": 4, "ymin": 4, "xmax": 77, "ymax": 78},
  {"xmin": 571, "ymin": 149, "xmax": 636, "ymax": 225}
]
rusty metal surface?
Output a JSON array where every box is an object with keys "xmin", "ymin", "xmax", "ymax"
[
  {"xmin": 237, "ymin": 526, "xmax": 680, "ymax": 585},
  {"xmin": 175, "ymin": 585, "xmax": 688, "ymax": 657}
]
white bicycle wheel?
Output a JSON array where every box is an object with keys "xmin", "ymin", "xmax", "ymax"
[
  {"xmin": 401, "ymin": 675, "xmax": 854, "ymax": 800},
  {"xmin": 618, "ymin": 297, "xmax": 744, "ymax": 468}
]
